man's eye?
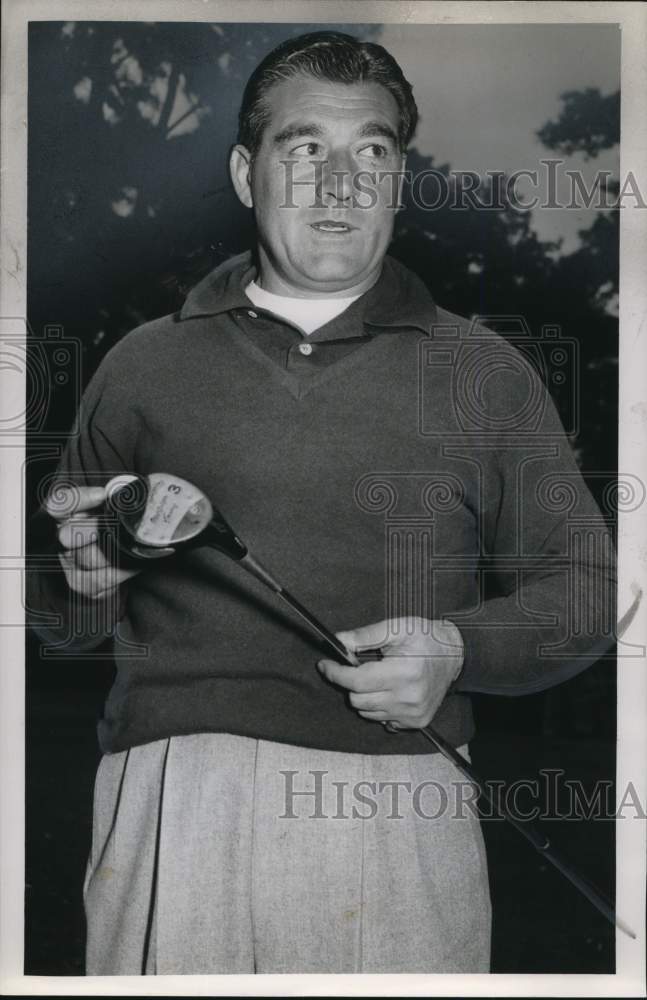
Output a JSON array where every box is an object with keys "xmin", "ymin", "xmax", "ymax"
[
  {"xmin": 358, "ymin": 143, "xmax": 389, "ymax": 160},
  {"xmin": 291, "ymin": 142, "xmax": 322, "ymax": 157}
]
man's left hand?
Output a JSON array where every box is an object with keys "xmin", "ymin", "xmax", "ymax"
[{"xmin": 316, "ymin": 617, "xmax": 465, "ymax": 730}]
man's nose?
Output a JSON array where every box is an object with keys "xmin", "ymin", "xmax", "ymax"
[{"xmin": 319, "ymin": 148, "xmax": 354, "ymax": 205}]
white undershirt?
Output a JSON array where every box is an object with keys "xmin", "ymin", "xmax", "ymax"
[{"xmin": 244, "ymin": 280, "xmax": 362, "ymax": 335}]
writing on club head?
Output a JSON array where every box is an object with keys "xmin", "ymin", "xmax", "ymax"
[
  {"xmin": 105, "ymin": 472, "xmax": 213, "ymax": 553},
  {"xmin": 105, "ymin": 472, "xmax": 248, "ymax": 560}
]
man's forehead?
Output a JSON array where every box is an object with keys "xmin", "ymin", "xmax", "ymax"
[{"xmin": 264, "ymin": 75, "xmax": 400, "ymax": 129}]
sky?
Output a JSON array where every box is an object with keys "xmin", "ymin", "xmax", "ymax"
[
  {"xmin": 64, "ymin": 19, "xmax": 622, "ymax": 258},
  {"xmin": 377, "ymin": 23, "xmax": 621, "ymax": 254}
]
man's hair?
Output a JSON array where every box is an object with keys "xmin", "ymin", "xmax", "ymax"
[{"xmin": 237, "ymin": 30, "xmax": 418, "ymax": 157}]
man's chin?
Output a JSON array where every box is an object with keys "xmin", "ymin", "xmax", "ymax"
[{"xmin": 293, "ymin": 256, "xmax": 377, "ymax": 294}]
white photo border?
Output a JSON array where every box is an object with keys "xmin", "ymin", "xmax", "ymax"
[{"xmin": 1, "ymin": 1, "xmax": 645, "ymax": 996}]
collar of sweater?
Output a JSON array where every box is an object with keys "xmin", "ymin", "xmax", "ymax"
[{"xmin": 178, "ymin": 250, "xmax": 439, "ymax": 335}]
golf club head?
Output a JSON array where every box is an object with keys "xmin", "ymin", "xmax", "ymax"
[{"xmin": 104, "ymin": 473, "xmax": 247, "ymax": 561}]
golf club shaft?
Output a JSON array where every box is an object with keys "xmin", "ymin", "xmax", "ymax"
[
  {"xmin": 233, "ymin": 545, "xmax": 635, "ymax": 940},
  {"xmin": 414, "ymin": 724, "xmax": 635, "ymax": 939},
  {"xmin": 238, "ymin": 552, "xmax": 359, "ymax": 665},
  {"xmin": 278, "ymin": 588, "xmax": 360, "ymax": 665}
]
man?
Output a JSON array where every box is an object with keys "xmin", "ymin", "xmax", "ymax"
[{"xmin": 29, "ymin": 31, "xmax": 615, "ymax": 975}]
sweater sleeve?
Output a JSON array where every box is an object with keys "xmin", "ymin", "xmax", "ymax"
[
  {"xmin": 26, "ymin": 339, "xmax": 143, "ymax": 653},
  {"xmin": 449, "ymin": 345, "xmax": 617, "ymax": 696}
]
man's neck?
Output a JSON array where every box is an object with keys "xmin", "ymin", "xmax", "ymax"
[
  {"xmin": 247, "ymin": 280, "xmax": 361, "ymax": 305},
  {"xmin": 255, "ymin": 259, "xmax": 382, "ymax": 300}
]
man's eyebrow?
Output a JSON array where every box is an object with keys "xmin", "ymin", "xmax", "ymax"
[
  {"xmin": 272, "ymin": 121, "xmax": 399, "ymax": 146},
  {"xmin": 273, "ymin": 123, "xmax": 325, "ymax": 145},
  {"xmin": 357, "ymin": 122, "xmax": 399, "ymax": 144}
]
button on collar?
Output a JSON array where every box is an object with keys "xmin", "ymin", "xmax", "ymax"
[
  {"xmin": 299, "ymin": 342, "xmax": 313, "ymax": 356},
  {"xmin": 247, "ymin": 309, "xmax": 258, "ymax": 319}
]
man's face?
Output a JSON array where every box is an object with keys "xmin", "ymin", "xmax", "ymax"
[{"xmin": 230, "ymin": 74, "xmax": 406, "ymax": 297}]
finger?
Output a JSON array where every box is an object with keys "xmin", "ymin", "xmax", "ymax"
[
  {"xmin": 45, "ymin": 484, "xmax": 107, "ymax": 520},
  {"xmin": 317, "ymin": 658, "xmax": 394, "ymax": 693},
  {"xmin": 57, "ymin": 517, "xmax": 102, "ymax": 550},
  {"xmin": 357, "ymin": 709, "xmax": 390, "ymax": 721},
  {"xmin": 70, "ymin": 542, "xmax": 112, "ymax": 572},
  {"xmin": 316, "ymin": 659, "xmax": 360, "ymax": 691},
  {"xmin": 93, "ymin": 565, "xmax": 140, "ymax": 592},
  {"xmin": 335, "ymin": 620, "xmax": 392, "ymax": 655},
  {"xmin": 59, "ymin": 559, "xmax": 139, "ymax": 598},
  {"xmin": 349, "ymin": 691, "xmax": 390, "ymax": 711},
  {"xmin": 58, "ymin": 541, "xmax": 111, "ymax": 572},
  {"xmin": 93, "ymin": 572, "xmax": 139, "ymax": 599}
]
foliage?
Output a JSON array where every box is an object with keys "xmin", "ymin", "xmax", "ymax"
[
  {"xmin": 28, "ymin": 22, "xmax": 619, "ymax": 477},
  {"xmin": 537, "ymin": 88, "xmax": 620, "ymax": 158}
]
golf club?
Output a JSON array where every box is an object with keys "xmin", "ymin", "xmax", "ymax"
[
  {"xmin": 104, "ymin": 471, "xmax": 636, "ymax": 940},
  {"xmin": 104, "ymin": 472, "xmax": 353, "ymax": 663}
]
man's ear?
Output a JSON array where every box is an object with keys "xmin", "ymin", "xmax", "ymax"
[{"xmin": 230, "ymin": 144, "xmax": 254, "ymax": 208}]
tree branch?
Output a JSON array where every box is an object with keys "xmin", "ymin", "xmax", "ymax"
[
  {"xmin": 157, "ymin": 63, "xmax": 181, "ymax": 134},
  {"xmin": 165, "ymin": 98, "xmax": 205, "ymax": 138}
]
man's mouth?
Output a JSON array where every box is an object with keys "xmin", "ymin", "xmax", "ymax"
[{"xmin": 309, "ymin": 220, "xmax": 357, "ymax": 234}]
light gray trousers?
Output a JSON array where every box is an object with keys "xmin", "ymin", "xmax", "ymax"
[{"xmin": 84, "ymin": 733, "xmax": 491, "ymax": 975}]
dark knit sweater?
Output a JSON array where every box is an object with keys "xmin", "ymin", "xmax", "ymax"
[{"xmin": 29, "ymin": 252, "xmax": 616, "ymax": 754}]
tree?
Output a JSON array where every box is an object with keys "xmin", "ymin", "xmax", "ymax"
[
  {"xmin": 28, "ymin": 24, "xmax": 620, "ymax": 482},
  {"xmin": 28, "ymin": 21, "xmax": 379, "ymax": 364},
  {"xmin": 537, "ymin": 88, "xmax": 620, "ymax": 158},
  {"xmin": 536, "ymin": 87, "xmax": 620, "ymax": 474},
  {"xmin": 26, "ymin": 25, "xmax": 622, "ymax": 975}
]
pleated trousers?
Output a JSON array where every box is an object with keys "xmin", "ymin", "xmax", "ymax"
[{"xmin": 84, "ymin": 732, "xmax": 491, "ymax": 974}]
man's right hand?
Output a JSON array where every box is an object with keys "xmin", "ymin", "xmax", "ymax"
[{"xmin": 45, "ymin": 484, "xmax": 141, "ymax": 600}]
